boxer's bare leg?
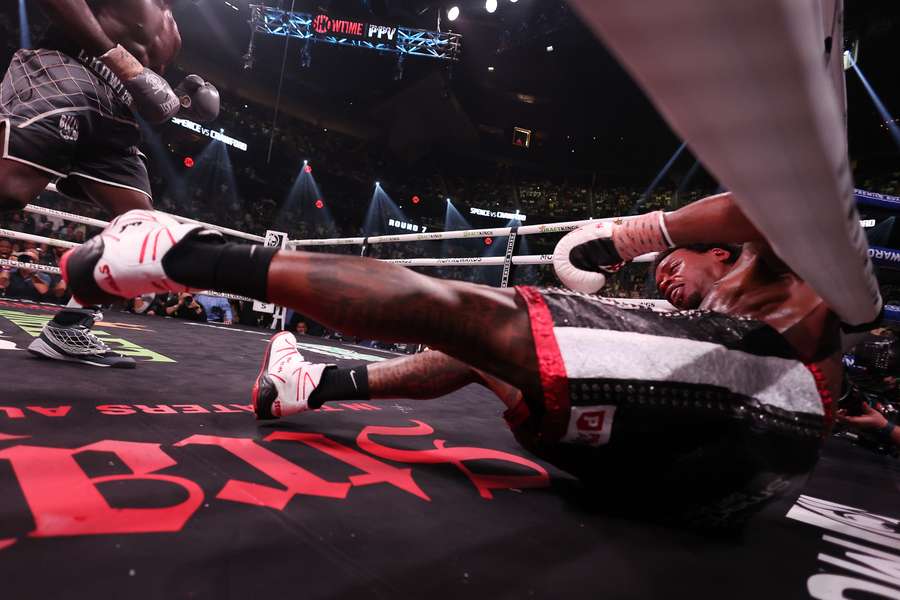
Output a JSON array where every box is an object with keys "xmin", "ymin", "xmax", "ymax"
[
  {"xmin": 41, "ymin": 179, "xmax": 150, "ymax": 312},
  {"xmin": 266, "ymin": 252, "xmax": 542, "ymax": 398},
  {"xmin": 366, "ymin": 351, "xmax": 523, "ymax": 409}
]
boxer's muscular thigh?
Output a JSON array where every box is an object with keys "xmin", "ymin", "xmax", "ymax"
[{"xmin": 73, "ymin": 178, "xmax": 153, "ymax": 215}]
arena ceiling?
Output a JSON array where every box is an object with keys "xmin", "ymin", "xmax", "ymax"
[
  {"xmin": 6, "ymin": 0, "xmax": 899, "ymax": 174},
  {"xmin": 167, "ymin": 0, "xmax": 682, "ymax": 172},
  {"xmin": 169, "ymin": 0, "xmax": 900, "ymax": 171}
]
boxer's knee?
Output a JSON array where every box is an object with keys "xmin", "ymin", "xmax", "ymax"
[
  {"xmin": 0, "ymin": 160, "xmax": 50, "ymax": 212},
  {"xmin": 0, "ymin": 187, "xmax": 31, "ymax": 214}
]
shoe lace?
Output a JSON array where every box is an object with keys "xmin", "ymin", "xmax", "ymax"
[{"xmin": 45, "ymin": 324, "xmax": 112, "ymax": 355}]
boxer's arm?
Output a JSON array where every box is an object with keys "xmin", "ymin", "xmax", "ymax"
[
  {"xmin": 35, "ymin": 0, "xmax": 116, "ymax": 56},
  {"xmin": 665, "ymin": 192, "xmax": 766, "ymax": 246}
]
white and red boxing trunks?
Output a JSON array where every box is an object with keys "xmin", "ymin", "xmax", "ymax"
[{"xmin": 507, "ymin": 286, "xmax": 830, "ymax": 527}]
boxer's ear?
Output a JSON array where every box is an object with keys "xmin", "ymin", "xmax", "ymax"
[{"xmin": 710, "ymin": 247, "xmax": 732, "ymax": 262}]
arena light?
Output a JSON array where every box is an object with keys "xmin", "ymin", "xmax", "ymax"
[
  {"xmin": 315, "ymin": 199, "xmax": 324, "ymax": 209},
  {"xmin": 447, "ymin": 6, "xmax": 460, "ymax": 21},
  {"xmin": 375, "ymin": 181, "xmax": 381, "ymax": 187},
  {"xmin": 412, "ymin": 195, "xmax": 421, "ymax": 204},
  {"xmin": 183, "ymin": 157, "xmax": 195, "ymax": 168},
  {"xmin": 18, "ymin": 0, "xmax": 31, "ymax": 49},
  {"xmin": 485, "ymin": 0, "xmax": 497, "ymax": 14},
  {"xmin": 304, "ymin": 164, "xmax": 313, "ymax": 174}
]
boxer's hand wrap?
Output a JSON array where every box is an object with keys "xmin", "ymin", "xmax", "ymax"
[
  {"xmin": 100, "ymin": 45, "xmax": 180, "ymax": 124},
  {"xmin": 611, "ymin": 210, "xmax": 675, "ymax": 261},
  {"xmin": 175, "ymin": 74, "xmax": 221, "ymax": 123}
]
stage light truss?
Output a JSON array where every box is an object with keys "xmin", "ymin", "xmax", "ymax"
[{"xmin": 248, "ymin": 5, "xmax": 462, "ymax": 61}]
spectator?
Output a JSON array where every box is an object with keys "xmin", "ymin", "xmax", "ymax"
[
  {"xmin": 160, "ymin": 292, "xmax": 207, "ymax": 321},
  {"xmin": 128, "ymin": 293, "xmax": 158, "ymax": 315},
  {"xmin": 7, "ymin": 250, "xmax": 50, "ymax": 301},
  {"xmin": 196, "ymin": 294, "xmax": 234, "ymax": 324},
  {"xmin": 0, "ymin": 268, "xmax": 10, "ymax": 297},
  {"xmin": 232, "ymin": 300, "xmax": 271, "ymax": 328},
  {"xmin": 838, "ymin": 402, "xmax": 900, "ymax": 448},
  {"xmin": 0, "ymin": 238, "xmax": 12, "ymax": 260}
]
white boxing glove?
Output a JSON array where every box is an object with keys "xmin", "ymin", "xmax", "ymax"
[
  {"xmin": 552, "ymin": 221, "xmax": 620, "ymax": 294},
  {"xmin": 553, "ymin": 211, "xmax": 674, "ymax": 294}
]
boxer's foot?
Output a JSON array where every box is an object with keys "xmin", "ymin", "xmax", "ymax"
[
  {"xmin": 60, "ymin": 209, "xmax": 219, "ymax": 305},
  {"xmin": 28, "ymin": 308, "xmax": 136, "ymax": 368},
  {"xmin": 252, "ymin": 331, "xmax": 332, "ymax": 419}
]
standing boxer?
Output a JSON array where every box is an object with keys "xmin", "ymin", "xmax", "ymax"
[{"xmin": 0, "ymin": 0, "xmax": 218, "ymax": 366}]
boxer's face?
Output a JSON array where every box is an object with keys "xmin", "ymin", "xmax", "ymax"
[{"xmin": 655, "ymin": 248, "xmax": 733, "ymax": 309}]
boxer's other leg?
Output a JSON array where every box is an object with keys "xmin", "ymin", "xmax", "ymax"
[
  {"xmin": 70, "ymin": 178, "xmax": 152, "ymax": 215},
  {"xmin": 0, "ymin": 125, "xmax": 53, "ymax": 211},
  {"xmin": 27, "ymin": 177, "xmax": 142, "ymax": 368},
  {"xmin": 310, "ymin": 351, "xmax": 522, "ymax": 408},
  {"xmin": 59, "ymin": 179, "xmax": 149, "ymax": 308}
]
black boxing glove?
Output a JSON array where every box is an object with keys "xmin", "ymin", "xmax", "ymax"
[
  {"xmin": 175, "ymin": 75, "xmax": 221, "ymax": 123},
  {"xmin": 99, "ymin": 45, "xmax": 180, "ymax": 124}
]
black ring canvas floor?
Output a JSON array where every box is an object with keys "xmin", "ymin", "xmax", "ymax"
[{"xmin": 0, "ymin": 299, "xmax": 897, "ymax": 600}]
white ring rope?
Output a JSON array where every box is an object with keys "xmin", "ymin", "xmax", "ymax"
[
  {"xmin": 289, "ymin": 217, "xmax": 629, "ymax": 247},
  {"xmin": 13, "ymin": 187, "xmax": 658, "ymax": 264},
  {"xmin": 0, "ymin": 227, "xmax": 79, "ymax": 249},
  {"xmin": 383, "ymin": 253, "xmax": 656, "ymax": 267},
  {"xmin": 0, "ymin": 257, "xmax": 673, "ymax": 312},
  {"xmin": 22, "ymin": 204, "xmax": 109, "ymax": 229},
  {"xmin": 0, "ymin": 226, "xmax": 658, "ymax": 266},
  {"xmin": 2, "ymin": 197, "xmax": 663, "ymax": 310}
]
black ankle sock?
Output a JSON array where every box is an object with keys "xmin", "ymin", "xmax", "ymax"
[
  {"xmin": 162, "ymin": 232, "xmax": 279, "ymax": 302},
  {"xmin": 308, "ymin": 367, "xmax": 370, "ymax": 408}
]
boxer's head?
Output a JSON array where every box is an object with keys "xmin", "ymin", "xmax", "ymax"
[{"xmin": 654, "ymin": 244, "xmax": 741, "ymax": 309}]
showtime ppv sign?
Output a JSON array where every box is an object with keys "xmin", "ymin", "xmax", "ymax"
[{"xmin": 312, "ymin": 14, "xmax": 398, "ymax": 44}]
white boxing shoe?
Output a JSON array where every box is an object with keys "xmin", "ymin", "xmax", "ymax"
[
  {"xmin": 60, "ymin": 209, "xmax": 220, "ymax": 305},
  {"xmin": 252, "ymin": 331, "xmax": 333, "ymax": 419}
]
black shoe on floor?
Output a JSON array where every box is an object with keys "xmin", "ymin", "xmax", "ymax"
[{"xmin": 27, "ymin": 308, "xmax": 136, "ymax": 369}]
